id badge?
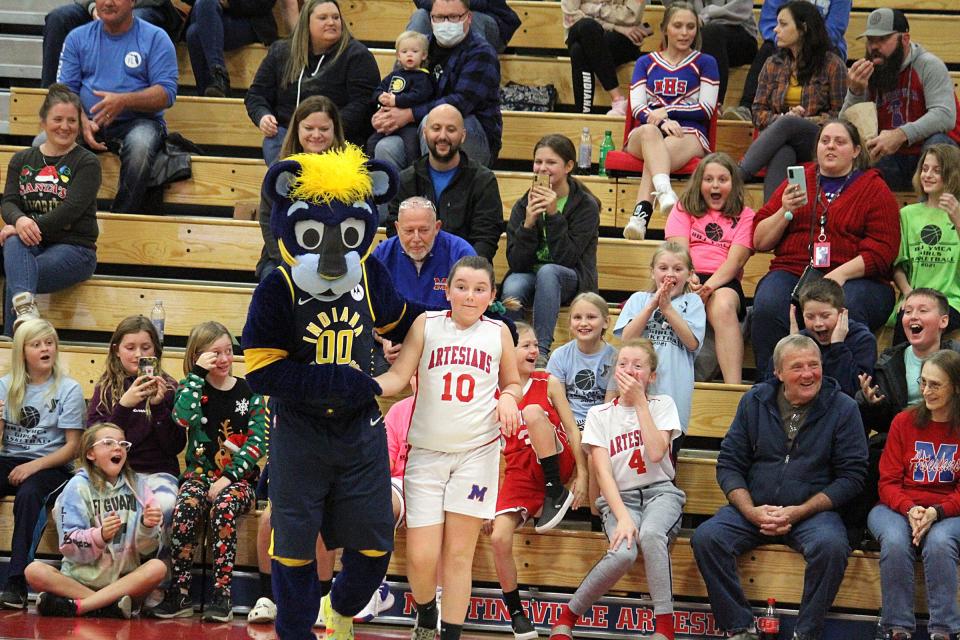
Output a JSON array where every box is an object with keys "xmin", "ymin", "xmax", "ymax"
[{"xmin": 813, "ymin": 242, "xmax": 831, "ymax": 268}]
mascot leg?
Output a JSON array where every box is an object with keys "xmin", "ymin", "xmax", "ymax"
[
  {"xmin": 273, "ymin": 556, "xmax": 320, "ymax": 640},
  {"xmin": 331, "ymin": 548, "xmax": 391, "ymax": 616}
]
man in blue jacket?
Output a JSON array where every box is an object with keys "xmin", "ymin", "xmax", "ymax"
[{"xmin": 692, "ymin": 334, "xmax": 868, "ymax": 640}]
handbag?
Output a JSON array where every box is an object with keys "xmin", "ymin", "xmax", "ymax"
[{"xmin": 499, "ymin": 82, "xmax": 558, "ymax": 112}]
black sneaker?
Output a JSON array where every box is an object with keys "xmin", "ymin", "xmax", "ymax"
[
  {"xmin": 0, "ymin": 578, "xmax": 27, "ymax": 609},
  {"xmin": 36, "ymin": 592, "xmax": 77, "ymax": 617},
  {"xmin": 87, "ymin": 595, "xmax": 132, "ymax": 619},
  {"xmin": 202, "ymin": 592, "xmax": 233, "ymax": 622},
  {"xmin": 510, "ymin": 610, "xmax": 539, "ymax": 640},
  {"xmin": 147, "ymin": 588, "xmax": 193, "ymax": 618},
  {"xmin": 535, "ymin": 487, "xmax": 574, "ymax": 532},
  {"xmin": 204, "ymin": 65, "xmax": 231, "ymax": 98}
]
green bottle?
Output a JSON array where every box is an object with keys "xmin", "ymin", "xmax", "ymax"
[{"xmin": 598, "ymin": 130, "xmax": 615, "ymax": 177}]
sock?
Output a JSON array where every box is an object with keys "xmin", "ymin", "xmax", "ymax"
[
  {"xmin": 416, "ymin": 598, "xmax": 439, "ymax": 629},
  {"xmin": 652, "ymin": 173, "xmax": 672, "ymax": 194},
  {"xmin": 440, "ymin": 621, "xmax": 463, "ymax": 640},
  {"xmin": 540, "ymin": 454, "xmax": 563, "ymax": 498},
  {"xmin": 319, "ymin": 579, "xmax": 333, "ymax": 598},
  {"xmin": 259, "ymin": 572, "xmax": 273, "ymax": 600},
  {"xmin": 655, "ymin": 613, "xmax": 675, "ymax": 640},
  {"xmin": 590, "ymin": 514, "xmax": 603, "ymax": 532},
  {"xmin": 503, "ymin": 588, "xmax": 523, "ymax": 617},
  {"xmin": 556, "ymin": 604, "xmax": 579, "ymax": 628}
]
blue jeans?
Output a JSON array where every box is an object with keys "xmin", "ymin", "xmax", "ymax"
[
  {"xmin": 501, "ymin": 265, "xmax": 579, "ymax": 357},
  {"xmin": 263, "ymin": 126, "xmax": 288, "ymax": 166},
  {"xmin": 406, "ymin": 8, "xmax": 505, "ymax": 53},
  {"xmin": 3, "ymin": 238, "xmax": 97, "ymax": 335},
  {"xmin": 41, "ymin": 3, "xmax": 168, "ymax": 87},
  {"xmin": 101, "ymin": 118, "xmax": 166, "ymax": 214},
  {"xmin": 691, "ymin": 505, "xmax": 850, "ymax": 638},
  {"xmin": 874, "ymin": 133, "xmax": 960, "ymax": 191},
  {"xmin": 868, "ymin": 504, "xmax": 960, "ymax": 635},
  {"xmin": 185, "ymin": 0, "xmax": 259, "ymax": 94},
  {"xmin": 373, "ymin": 115, "xmax": 490, "ymax": 172},
  {"xmin": 750, "ymin": 269, "xmax": 895, "ymax": 379}
]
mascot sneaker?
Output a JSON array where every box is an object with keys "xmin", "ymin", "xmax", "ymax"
[{"xmin": 322, "ymin": 594, "xmax": 354, "ymax": 640}]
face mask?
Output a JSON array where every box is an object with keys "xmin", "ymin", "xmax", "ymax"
[{"xmin": 433, "ymin": 21, "xmax": 466, "ymax": 47}]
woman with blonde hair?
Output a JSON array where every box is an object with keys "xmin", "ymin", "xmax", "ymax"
[{"xmin": 244, "ymin": 0, "xmax": 379, "ymax": 164}]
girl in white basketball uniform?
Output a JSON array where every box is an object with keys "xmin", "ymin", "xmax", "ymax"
[{"xmin": 376, "ymin": 256, "xmax": 522, "ymax": 640}]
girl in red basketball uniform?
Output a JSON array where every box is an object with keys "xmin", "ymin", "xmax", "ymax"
[{"xmin": 489, "ymin": 322, "xmax": 587, "ymax": 640}]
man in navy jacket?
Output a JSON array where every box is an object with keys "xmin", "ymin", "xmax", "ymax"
[{"xmin": 692, "ymin": 334, "xmax": 868, "ymax": 640}]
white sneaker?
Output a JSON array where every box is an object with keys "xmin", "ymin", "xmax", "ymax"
[
  {"xmin": 606, "ymin": 98, "xmax": 627, "ymax": 117},
  {"xmin": 247, "ymin": 597, "xmax": 277, "ymax": 624},
  {"xmin": 11, "ymin": 292, "xmax": 40, "ymax": 334},
  {"xmin": 353, "ymin": 581, "xmax": 395, "ymax": 622},
  {"xmin": 654, "ymin": 187, "xmax": 678, "ymax": 216},
  {"xmin": 623, "ymin": 203, "xmax": 651, "ymax": 240}
]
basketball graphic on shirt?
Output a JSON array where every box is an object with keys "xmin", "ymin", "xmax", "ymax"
[
  {"xmin": 920, "ymin": 224, "xmax": 942, "ymax": 246},
  {"xmin": 574, "ymin": 368, "xmax": 596, "ymax": 391},
  {"xmin": 20, "ymin": 405, "xmax": 40, "ymax": 429},
  {"xmin": 705, "ymin": 222, "xmax": 724, "ymax": 242}
]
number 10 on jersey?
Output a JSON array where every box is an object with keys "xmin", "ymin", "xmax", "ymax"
[{"xmin": 441, "ymin": 372, "xmax": 476, "ymax": 402}]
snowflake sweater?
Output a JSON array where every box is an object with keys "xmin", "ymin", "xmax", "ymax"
[{"xmin": 172, "ymin": 365, "xmax": 267, "ymax": 483}]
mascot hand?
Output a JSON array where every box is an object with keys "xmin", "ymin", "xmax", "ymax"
[{"xmin": 345, "ymin": 364, "xmax": 383, "ymax": 397}]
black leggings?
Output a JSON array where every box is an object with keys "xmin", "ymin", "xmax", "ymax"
[
  {"xmin": 700, "ymin": 23, "xmax": 758, "ymax": 104},
  {"xmin": 567, "ymin": 17, "xmax": 641, "ymax": 113}
]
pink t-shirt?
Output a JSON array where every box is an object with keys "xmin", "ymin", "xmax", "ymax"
[
  {"xmin": 384, "ymin": 396, "xmax": 414, "ymax": 478},
  {"xmin": 664, "ymin": 203, "xmax": 756, "ymax": 276}
]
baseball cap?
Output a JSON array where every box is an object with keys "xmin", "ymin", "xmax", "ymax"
[{"xmin": 858, "ymin": 8, "xmax": 910, "ymax": 38}]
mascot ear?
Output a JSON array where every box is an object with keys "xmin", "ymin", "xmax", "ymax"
[
  {"xmin": 264, "ymin": 159, "xmax": 303, "ymax": 202},
  {"xmin": 365, "ymin": 159, "xmax": 400, "ymax": 206}
]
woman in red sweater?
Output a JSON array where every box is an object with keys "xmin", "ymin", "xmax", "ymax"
[
  {"xmin": 868, "ymin": 349, "xmax": 960, "ymax": 640},
  {"xmin": 750, "ymin": 119, "xmax": 900, "ymax": 379}
]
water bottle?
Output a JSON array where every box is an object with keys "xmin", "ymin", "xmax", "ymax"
[
  {"xmin": 150, "ymin": 300, "xmax": 166, "ymax": 343},
  {"xmin": 598, "ymin": 130, "xmax": 615, "ymax": 177},
  {"xmin": 757, "ymin": 598, "xmax": 780, "ymax": 640},
  {"xmin": 578, "ymin": 127, "xmax": 592, "ymax": 173}
]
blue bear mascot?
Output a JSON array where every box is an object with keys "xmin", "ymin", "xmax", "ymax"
[{"xmin": 242, "ymin": 145, "xmax": 415, "ymax": 639}]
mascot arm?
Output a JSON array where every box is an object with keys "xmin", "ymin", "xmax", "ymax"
[
  {"xmin": 242, "ymin": 277, "xmax": 382, "ymax": 404},
  {"xmin": 367, "ymin": 256, "xmax": 428, "ymax": 344}
]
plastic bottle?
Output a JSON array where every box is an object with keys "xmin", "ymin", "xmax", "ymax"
[
  {"xmin": 598, "ymin": 130, "xmax": 615, "ymax": 177},
  {"xmin": 578, "ymin": 127, "xmax": 592, "ymax": 173},
  {"xmin": 757, "ymin": 598, "xmax": 780, "ymax": 640},
  {"xmin": 150, "ymin": 300, "xmax": 166, "ymax": 343}
]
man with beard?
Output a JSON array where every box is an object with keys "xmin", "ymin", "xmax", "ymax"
[
  {"xmin": 386, "ymin": 104, "xmax": 504, "ymax": 263},
  {"xmin": 842, "ymin": 8, "xmax": 960, "ymax": 190},
  {"xmin": 371, "ymin": 0, "xmax": 502, "ymax": 170}
]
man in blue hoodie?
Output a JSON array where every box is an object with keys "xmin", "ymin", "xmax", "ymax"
[{"xmin": 692, "ymin": 334, "xmax": 868, "ymax": 640}]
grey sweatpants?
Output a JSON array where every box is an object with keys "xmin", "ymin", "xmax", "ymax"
[
  {"xmin": 740, "ymin": 115, "xmax": 820, "ymax": 201},
  {"xmin": 568, "ymin": 481, "xmax": 685, "ymax": 616}
]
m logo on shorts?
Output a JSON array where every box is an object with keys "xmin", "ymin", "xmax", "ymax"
[{"xmin": 467, "ymin": 484, "xmax": 488, "ymax": 502}]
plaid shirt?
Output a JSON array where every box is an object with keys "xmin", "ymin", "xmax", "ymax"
[{"xmin": 752, "ymin": 51, "xmax": 847, "ymax": 130}]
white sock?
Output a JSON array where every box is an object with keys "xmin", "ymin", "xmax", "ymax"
[{"xmin": 652, "ymin": 173, "xmax": 672, "ymax": 194}]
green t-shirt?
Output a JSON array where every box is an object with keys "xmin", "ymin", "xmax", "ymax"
[
  {"xmin": 896, "ymin": 202, "xmax": 960, "ymax": 312},
  {"xmin": 534, "ymin": 195, "xmax": 569, "ymax": 268},
  {"xmin": 904, "ymin": 345, "xmax": 924, "ymax": 405}
]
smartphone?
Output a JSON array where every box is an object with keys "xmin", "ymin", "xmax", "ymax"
[
  {"xmin": 138, "ymin": 356, "xmax": 158, "ymax": 379},
  {"xmin": 533, "ymin": 173, "xmax": 551, "ymax": 189},
  {"xmin": 786, "ymin": 165, "xmax": 807, "ymax": 203}
]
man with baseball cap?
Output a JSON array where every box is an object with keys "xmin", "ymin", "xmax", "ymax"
[{"xmin": 841, "ymin": 8, "xmax": 960, "ymax": 190}]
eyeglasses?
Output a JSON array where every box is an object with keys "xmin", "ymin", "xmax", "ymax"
[
  {"xmin": 430, "ymin": 12, "xmax": 467, "ymax": 23},
  {"xmin": 93, "ymin": 437, "xmax": 132, "ymax": 450},
  {"xmin": 918, "ymin": 378, "xmax": 945, "ymax": 392}
]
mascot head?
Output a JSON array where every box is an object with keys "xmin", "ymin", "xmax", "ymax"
[{"xmin": 264, "ymin": 144, "xmax": 398, "ymax": 300}]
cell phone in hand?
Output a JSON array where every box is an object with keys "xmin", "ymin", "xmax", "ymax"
[
  {"xmin": 533, "ymin": 173, "xmax": 551, "ymax": 189},
  {"xmin": 138, "ymin": 356, "xmax": 158, "ymax": 379},
  {"xmin": 786, "ymin": 165, "xmax": 807, "ymax": 202}
]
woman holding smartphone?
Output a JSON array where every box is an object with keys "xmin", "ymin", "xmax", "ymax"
[
  {"xmin": 502, "ymin": 134, "xmax": 601, "ymax": 366},
  {"xmin": 749, "ymin": 119, "xmax": 900, "ymax": 380}
]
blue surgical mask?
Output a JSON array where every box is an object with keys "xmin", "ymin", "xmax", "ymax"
[{"xmin": 432, "ymin": 21, "xmax": 466, "ymax": 47}]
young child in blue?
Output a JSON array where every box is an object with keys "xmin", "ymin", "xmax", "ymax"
[
  {"xmin": 546, "ymin": 292, "xmax": 618, "ymax": 429},
  {"xmin": 786, "ymin": 278, "xmax": 876, "ymax": 399},
  {"xmin": 615, "ymin": 241, "xmax": 706, "ymax": 450},
  {"xmin": 367, "ymin": 30, "xmax": 435, "ymax": 167},
  {"xmin": 24, "ymin": 422, "xmax": 172, "ymax": 619}
]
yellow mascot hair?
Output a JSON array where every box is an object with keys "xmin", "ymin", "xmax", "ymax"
[{"xmin": 286, "ymin": 144, "xmax": 373, "ymax": 205}]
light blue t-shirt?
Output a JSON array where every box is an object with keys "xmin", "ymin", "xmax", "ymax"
[
  {"xmin": 0, "ymin": 375, "xmax": 85, "ymax": 460},
  {"xmin": 429, "ymin": 165, "xmax": 458, "ymax": 202},
  {"xmin": 57, "ymin": 18, "xmax": 178, "ymax": 123},
  {"xmin": 904, "ymin": 346, "xmax": 924, "ymax": 405},
  {"xmin": 546, "ymin": 341, "xmax": 617, "ymax": 427},
  {"xmin": 614, "ymin": 291, "xmax": 706, "ymax": 432}
]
